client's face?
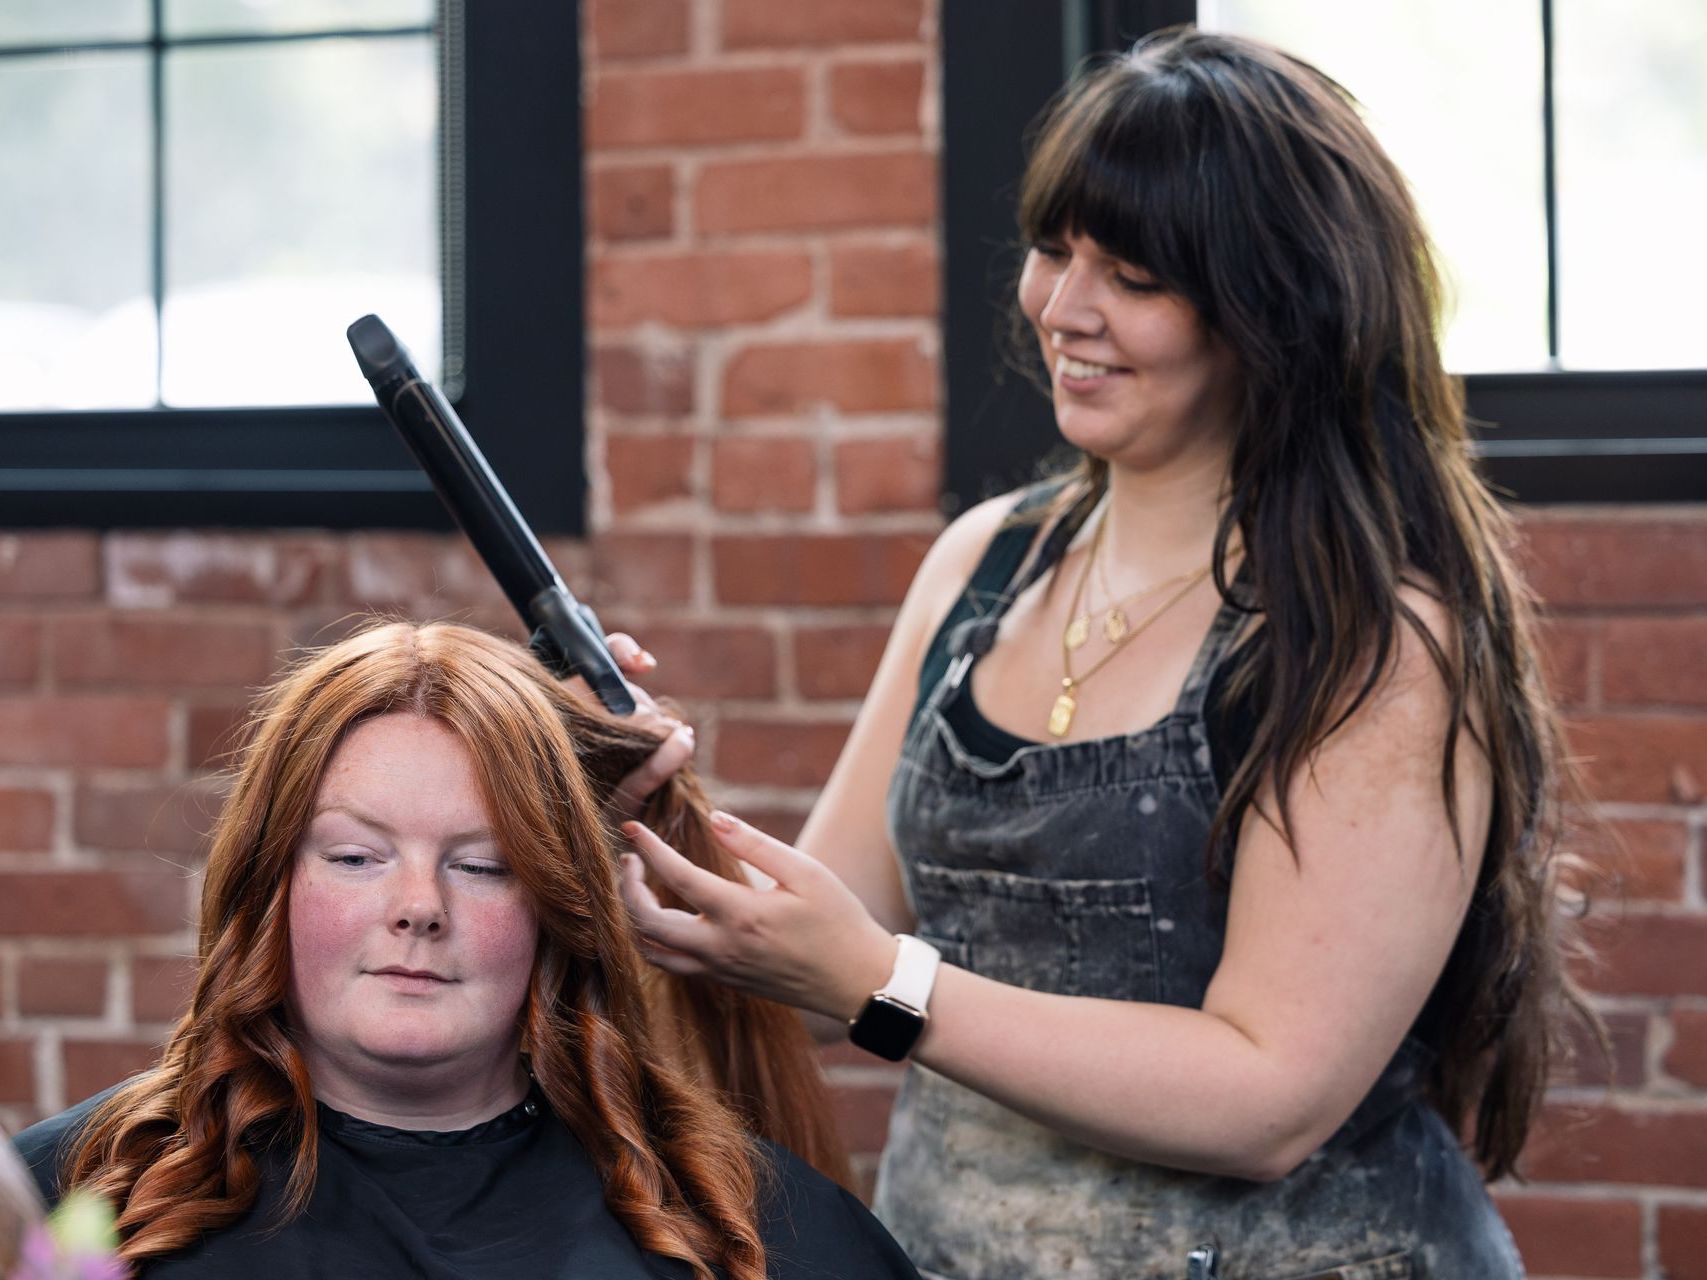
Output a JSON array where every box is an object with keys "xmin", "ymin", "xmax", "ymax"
[{"xmin": 287, "ymin": 713, "xmax": 537, "ymax": 1086}]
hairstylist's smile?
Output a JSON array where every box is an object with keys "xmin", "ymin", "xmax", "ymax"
[{"xmin": 1055, "ymin": 353, "xmax": 1129, "ymax": 389}]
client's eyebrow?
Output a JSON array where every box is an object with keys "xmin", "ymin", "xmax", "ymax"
[{"xmin": 309, "ymin": 804, "xmax": 496, "ymax": 847}]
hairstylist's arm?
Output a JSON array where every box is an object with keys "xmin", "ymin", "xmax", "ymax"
[{"xmin": 621, "ymin": 590, "xmax": 1489, "ymax": 1183}]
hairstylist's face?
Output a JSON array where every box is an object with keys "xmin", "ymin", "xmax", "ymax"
[
  {"xmin": 1019, "ymin": 231, "xmax": 1241, "ymax": 473},
  {"xmin": 287, "ymin": 713, "xmax": 536, "ymax": 1094}
]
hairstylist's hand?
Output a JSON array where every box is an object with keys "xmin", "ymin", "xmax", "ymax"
[
  {"xmin": 564, "ymin": 631, "xmax": 695, "ymax": 818},
  {"xmin": 619, "ymin": 811, "xmax": 899, "ymax": 1021}
]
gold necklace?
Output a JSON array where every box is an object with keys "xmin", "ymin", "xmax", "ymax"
[
  {"xmin": 1050, "ymin": 524, "xmax": 1215, "ymax": 739},
  {"xmin": 1067, "ymin": 517, "xmax": 1215, "ymax": 647}
]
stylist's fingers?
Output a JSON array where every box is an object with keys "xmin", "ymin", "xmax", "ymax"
[
  {"xmin": 704, "ymin": 810, "xmax": 820, "ymax": 891},
  {"xmin": 609, "ymin": 722, "xmax": 695, "ymax": 818},
  {"xmin": 619, "ymin": 855, "xmax": 713, "ymax": 971},
  {"xmin": 621, "ymin": 821, "xmax": 746, "ymax": 917},
  {"xmin": 603, "ymin": 631, "xmax": 658, "ymax": 678}
]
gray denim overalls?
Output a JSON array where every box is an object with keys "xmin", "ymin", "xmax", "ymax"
[{"xmin": 871, "ymin": 487, "xmax": 1526, "ymax": 1280}]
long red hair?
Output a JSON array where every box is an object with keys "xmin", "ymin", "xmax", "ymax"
[{"xmin": 62, "ymin": 621, "xmax": 846, "ymax": 1279}]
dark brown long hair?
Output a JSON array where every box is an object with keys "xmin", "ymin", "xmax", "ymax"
[
  {"xmin": 1015, "ymin": 27, "xmax": 1588, "ymax": 1179},
  {"xmin": 62, "ymin": 621, "xmax": 846, "ymax": 1278}
]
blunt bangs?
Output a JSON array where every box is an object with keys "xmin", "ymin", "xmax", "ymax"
[{"xmin": 1018, "ymin": 56, "xmax": 1216, "ymax": 316}]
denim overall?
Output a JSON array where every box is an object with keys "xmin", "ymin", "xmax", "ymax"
[{"xmin": 871, "ymin": 489, "xmax": 1525, "ymax": 1280}]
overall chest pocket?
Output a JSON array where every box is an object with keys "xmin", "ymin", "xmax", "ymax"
[{"xmin": 908, "ymin": 862, "xmax": 1159, "ymax": 1001}]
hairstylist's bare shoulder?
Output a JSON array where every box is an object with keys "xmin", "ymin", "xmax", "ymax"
[{"xmin": 895, "ymin": 491, "xmax": 1028, "ymax": 645}]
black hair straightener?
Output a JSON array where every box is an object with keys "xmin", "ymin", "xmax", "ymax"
[{"xmin": 346, "ymin": 314, "xmax": 636, "ymax": 716}]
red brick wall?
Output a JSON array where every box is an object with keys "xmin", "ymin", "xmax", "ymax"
[
  {"xmin": 1, "ymin": 3, "xmax": 1704, "ymax": 1273},
  {"xmin": 1495, "ymin": 514, "xmax": 1707, "ymax": 1278}
]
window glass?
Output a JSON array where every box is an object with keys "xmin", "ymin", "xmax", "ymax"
[
  {"xmin": 1198, "ymin": 1, "xmax": 1548, "ymax": 373},
  {"xmin": 163, "ymin": 36, "xmax": 440, "ymax": 407},
  {"xmin": 0, "ymin": 2, "xmax": 148, "ymax": 45},
  {"xmin": 165, "ymin": 0, "xmax": 433, "ymax": 39},
  {"xmin": 0, "ymin": 51, "xmax": 154, "ymax": 410},
  {"xmin": 1556, "ymin": 0, "xmax": 1707, "ymax": 370}
]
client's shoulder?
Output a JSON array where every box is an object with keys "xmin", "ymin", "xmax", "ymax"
[
  {"xmin": 10, "ymin": 1087, "xmax": 121, "ymax": 1207},
  {"xmin": 752, "ymin": 1142, "xmax": 920, "ymax": 1279}
]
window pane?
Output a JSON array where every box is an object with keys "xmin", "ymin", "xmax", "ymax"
[
  {"xmin": 0, "ymin": 52, "xmax": 154, "ymax": 410},
  {"xmin": 1556, "ymin": 0, "xmax": 1707, "ymax": 370},
  {"xmin": 1199, "ymin": 1, "xmax": 1548, "ymax": 373},
  {"xmin": 165, "ymin": 0, "xmax": 433, "ymax": 39},
  {"xmin": 162, "ymin": 36, "xmax": 440, "ymax": 407},
  {"xmin": 0, "ymin": 1, "xmax": 148, "ymax": 46}
]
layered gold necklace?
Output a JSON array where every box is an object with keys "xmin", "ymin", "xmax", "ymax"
[
  {"xmin": 1065, "ymin": 523, "xmax": 1214, "ymax": 649},
  {"xmin": 1049, "ymin": 512, "xmax": 1217, "ymax": 739}
]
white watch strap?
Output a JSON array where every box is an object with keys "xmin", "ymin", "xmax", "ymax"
[{"xmin": 877, "ymin": 934, "xmax": 941, "ymax": 1014}]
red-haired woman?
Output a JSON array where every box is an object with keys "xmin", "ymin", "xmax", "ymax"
[{"xmin": 12, "ymin": 622, "xmax": 917, "ymax": 1280}]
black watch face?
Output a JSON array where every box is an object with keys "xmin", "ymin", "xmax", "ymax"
[{"xmin": 849, "ymin": 995, "xmax": 924, "ymax": 1062}]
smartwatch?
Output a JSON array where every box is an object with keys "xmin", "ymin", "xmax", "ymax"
[{"xmin": 847, "ymin": 934, "xmax": 942, "ymax": 1062}]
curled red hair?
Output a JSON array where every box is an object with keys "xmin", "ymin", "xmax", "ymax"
[{"xmin": 63, "ymin": 621, "xmax": 847, "ymax": 1279}]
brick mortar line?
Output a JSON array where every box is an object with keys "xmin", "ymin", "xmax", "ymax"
[
  {"xmin": 673, "ymin": 224, "xmax": 947, "ymax": 254},
  {"xmin": 112, "ymin": 953, "xmax": 134, "ymax": 1028},
  {"xmin": 1542, "ymin": 604, "xmax": 1707, "ymax": 618},
  {"xmin": 689, "ymin": 527, "xmax": 714, "ymax": 612},
  {"xmin": 1563, "ymin": 709, "xmax": 1707, "ymax": 720},
  {"xmin": 1575, "ymin": 902, "xmax": 1707, "ymax": 919},
  {"xmin": 599, "ymin": 415, "xmax": 943, "ymax": 438},
  {"xmin": 595, "ymin": 312, "xmax": 941, "ymax": 345},
  {"xmin": 1649, "ymin": 1014, "xmax": 1678, "ymax": 1090},
  {"xmin": 807, "ymin": 239, "xmax": 834, "ymax": 334},
  {"xmin": 691, "ymin": 510, "xmax": 942, "ymax": 533},
  {"xmin": 689, "ymin": 0, "xmax": 719, "ymax": 59},
  {"xmin": 0, "ymin": 845, "xmax": 204, "ymax": 870},
  {"xmin": 776, "ymin": 619, "xmax": 799, "ymax": 703},
  {"xmin": 1582, "ymin": 800, "xmax": 1707, "ymax": 820},
  {"xmin": 1498, "ymin": 1183, "xmax": 1707, "ymax": 1206},
  {"xmin": 0, "ymin": 766, "xmax": 77, "ymax": 787},
  {"xmin": 713, "ymin": 785, "xmax": 816, "ymax": 812},
  {"xmin": 588, "ymin": 44, "xmax": 934, "ymax": 76},
  {"xmin": 1594, "ymin": 700, "xmax": 1707, "ymax": 715},
  {"xmin": 821, "ymin": 1064, "xmax": 906, "ymax": 1089},
  {"xmin": 1540, "ymin": 1088, "xmax": 1707, "ymax": 1109},
  {"xmin": 49, "ymin": 770, "xmax": 74, "ymax": 862},
  {"xmin": 578, "ymin": 604, "xmax": 909, "ymax": 624},
  {"xmin": 587, "ymin": 137, "xmax": 942, "ymax": 169},
  {"xmin": 1584, "ymin": 994, "xmax": 1707, "ymax": 1013},
  {"xmin": 36, "ymin": 1026, "xmax": 62, "ymax": 1114},
  {"xmin": 1515, "ymin": 505, "xmax": 1707, "ymax": 522},
  {"xmin": 803, "ymin": 56, "xmax": 832, "ymax": 145},
  {"xmin": 696, "ymin": 700, "xmax": 863, "ymax": 719},
  {"xmin": 41, "ymin": 599, "xmax": 304, "ymax": 621},
  {"xmin": 609, "ymin": 509, "xmax": 947, "ymax": 531},
  {"xmin": 614, "ymin": 512, "xmax": 942, "ymax": 535},
  {"xmin": 586, "ymin": 393, "xmax": 615, "ymax": 532},
  {"xmin": 1684, "ymin": 816, "xmax": 1704, "ymax": 908}
]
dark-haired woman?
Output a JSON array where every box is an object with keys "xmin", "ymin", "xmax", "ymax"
[{"xmin": 619, "ymin": 27, "xmax": 1582, "ymax": 1280}]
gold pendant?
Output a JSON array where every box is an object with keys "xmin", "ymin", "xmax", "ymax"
[
  {"xmin": 1064, "ymin": 613, "xmax": 1090, "ymax": 650},
  {"xmin": 1103, "ymin": 607, "xmax": 1129, "ymax": 644},
  {"xmin": 1048, "ymin": 685, "xmax": 1078, "ymax": 738}
]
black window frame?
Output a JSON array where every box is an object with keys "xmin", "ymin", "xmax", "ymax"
[
  {"xmin": 943, "ymin": 0, "xmax": 1707, "ymax": 510},
  {"xmin": 0, "ymin": 2, "xmax": 585, "ymax": 534}
]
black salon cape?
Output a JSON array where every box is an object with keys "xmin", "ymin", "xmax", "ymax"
[{"xmin": 14, "ymin": 1090, "xmax": 919, "ymax": 1280}]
